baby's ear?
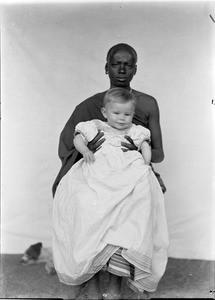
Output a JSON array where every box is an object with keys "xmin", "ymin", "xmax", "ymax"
[{"xmin": 101, "ymin": 107, "xmax": 107, "ymax": 119}]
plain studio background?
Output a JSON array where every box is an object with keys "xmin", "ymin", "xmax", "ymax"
[{"xmin": 1, "ymin": 1, "xmax": 215, "ymax": 261}]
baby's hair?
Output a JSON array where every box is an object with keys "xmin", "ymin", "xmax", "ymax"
[{"xmin": 103, "ymin": 87, "xmax": 136, "ymax": 109}]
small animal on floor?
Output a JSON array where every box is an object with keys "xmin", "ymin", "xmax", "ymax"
[{"xmin": 20, "ymin": 242, "xmax": 56, "ymax": 275}]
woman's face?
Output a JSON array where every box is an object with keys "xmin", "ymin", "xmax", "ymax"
[{"xmin": 106, "ymin": 50, "xmax": 137, "ymax": 89}]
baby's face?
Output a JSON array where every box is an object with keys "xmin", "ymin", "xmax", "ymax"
[{"xmin": 102, "ymin": 101, "xmax": 134, "ymax": 130}]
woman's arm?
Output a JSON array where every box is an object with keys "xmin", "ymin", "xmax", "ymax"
[
  {"xmin": 148, "ymin": 99, "xmax": 164, "ymax": 163},
  {"xmin": 73, "ymin": 134, "xmax": 95, "ymax": 164},
  {"xmin": 140, "ymin": 141, "xmax": 152, "ymax": 165}
]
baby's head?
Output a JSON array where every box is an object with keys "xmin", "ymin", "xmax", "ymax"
[{"xmin": 101, "ymin": 88, "xmax": 136, "ymax": 130}]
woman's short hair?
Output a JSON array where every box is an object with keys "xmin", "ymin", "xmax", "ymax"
[
  {"xmin": 103, "ymin": 87, "xmax": 136, "ymax": 108},
  {"xmin": 106, "ymin": 43, "xmax": 138, "ymax": 64}
]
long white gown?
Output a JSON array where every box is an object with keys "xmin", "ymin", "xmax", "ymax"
[{"xmin": 52, "ymin": 120, "xmax": 169, "ymax": 292}]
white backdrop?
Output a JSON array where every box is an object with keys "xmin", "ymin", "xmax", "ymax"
[{"xmin": 1, "ymin": 1, "xmax": 215, "ymax": 260}]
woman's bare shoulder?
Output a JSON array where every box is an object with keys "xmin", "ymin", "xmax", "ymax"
[{"xmin": 133, "ymin": 89, "xmax": 159, "ymax": 113}]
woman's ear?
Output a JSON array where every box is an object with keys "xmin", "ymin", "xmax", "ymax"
[
  {"xmin": 105, "ymin": 63, "xmax": 108, "ymax": 74},
  {"xmin": 134, "ymin": 64, "xmax": 137, "ymax": 75},
  {"xmin": 101, "ymin": 107, "xmax": 107, "ymax": 119}
]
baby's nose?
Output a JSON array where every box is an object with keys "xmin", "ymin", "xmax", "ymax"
[{"xmin": 119, "ymin": 114, "xmax": 125, "ymax": 120}]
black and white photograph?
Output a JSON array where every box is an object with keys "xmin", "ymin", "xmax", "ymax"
[{"xmin": 1, "ymin": 0, "xmax": 215, "ymax": 299}]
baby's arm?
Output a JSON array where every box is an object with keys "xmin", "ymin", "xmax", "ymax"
[
  {"xmin": 140, "ymin": 141, "xmax": 152, "ymax": 165},
  {"xmin": 73, "ymin": 134, "xmax": 95, "ymax": 164}
]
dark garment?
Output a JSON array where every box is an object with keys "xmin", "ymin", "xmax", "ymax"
[{"xmin": 52, "ymin": 90, "xmax": 166, "ymax": 196}]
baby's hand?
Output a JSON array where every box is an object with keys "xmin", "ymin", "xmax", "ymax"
[{"xmin": 83, "ymin": 150, "xmax": 95, "ymax": 164}]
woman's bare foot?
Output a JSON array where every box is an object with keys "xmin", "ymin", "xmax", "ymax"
[
  {"xmin": 136, "ymin": 291, "xmax": 151, "ymax": 299},
  {"xmin": 77, "ymin": 273, "xmax": 103, "ymax": 299},
  {"xmin": 87, "ymin": 278, "xmax": 103, "ymax": 299},
  {"xmin": 129, "ymin": 289, "xmax": 151, "ymax": 299},
  {"xmin": 103, "ymin": 273, "xmax": 122, "ymax": 299},
  {"xmin": 103, "ymin": 293, "xmax": 121, "ymax": 300}
]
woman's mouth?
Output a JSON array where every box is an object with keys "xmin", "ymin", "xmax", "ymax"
[{"xmin": 117, "ymin": 77, "xmax": 126, "ymax": 82}]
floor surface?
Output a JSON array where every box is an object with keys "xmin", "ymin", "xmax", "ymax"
[{"xmin": 0, "ymin": 254, "xmax": 214, "ymax": 299}]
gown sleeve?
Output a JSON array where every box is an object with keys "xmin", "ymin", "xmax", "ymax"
[
  {"xmin": 74, "ymin": 120, "xmax": 99, "ymax": 144},
  {"xmin": 130, "ymin": 125, "xmax": 151, "ymax": 151}
]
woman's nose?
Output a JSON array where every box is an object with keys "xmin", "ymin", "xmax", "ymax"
[{"xmin": 118, "ymin": 64, "xmax": 126, "ymax": 74}]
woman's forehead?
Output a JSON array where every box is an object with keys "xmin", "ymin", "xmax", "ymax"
[{"xmin": 110, "ymin": 51, "xmax": 135, "ymax": 63}]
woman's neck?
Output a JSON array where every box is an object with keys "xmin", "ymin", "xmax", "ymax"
[{"xmin": 110, "ymin": 85, "xmax": 132, "ymax": 93}]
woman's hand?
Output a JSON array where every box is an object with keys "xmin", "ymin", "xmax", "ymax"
[
  {"xmin": 87, "ymin": 130, "xmax": 105, "ymax": 153},
  {"xmin": 83, "ymin": 150, "xmax": 95, "ymax": 164},
  {"xmin": 121, "ymin": 135, "xmax": 138, "ymax": 152}
]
